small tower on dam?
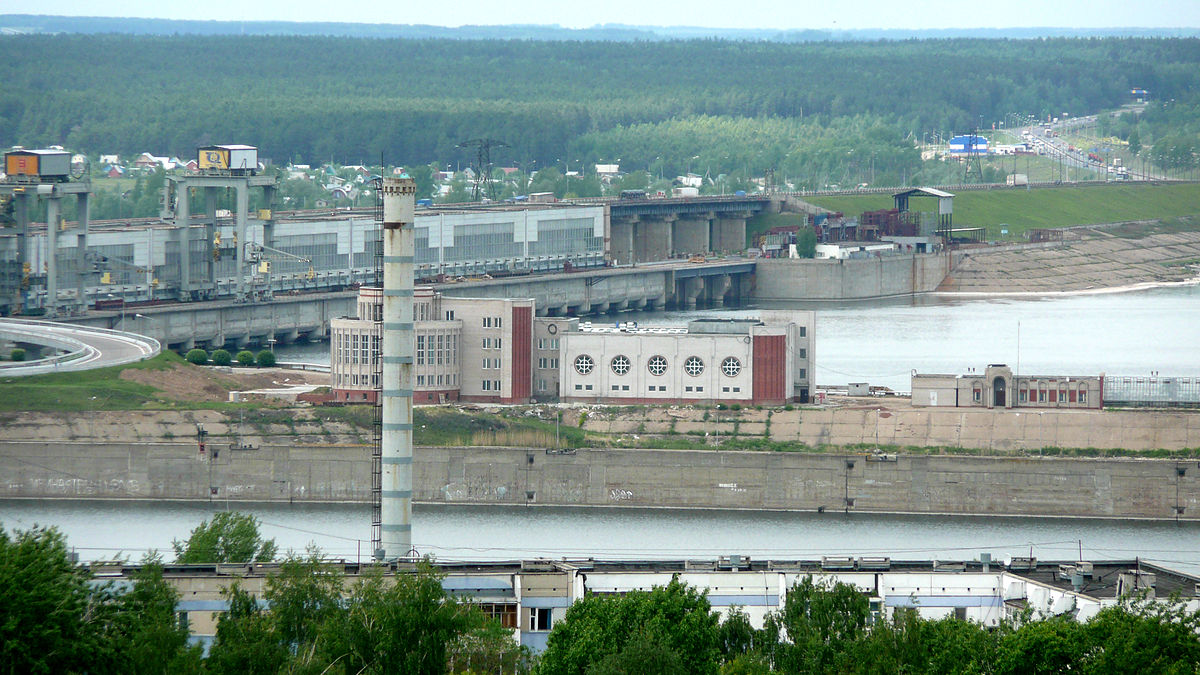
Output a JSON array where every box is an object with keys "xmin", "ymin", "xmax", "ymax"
[{"xmin": 380, "ymin": 176, "xmax": 416, "ymax": 559}]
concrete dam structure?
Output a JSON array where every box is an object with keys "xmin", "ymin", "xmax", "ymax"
[{"xmin": 2, "ymin": 442, "xmax": 1195, "ymax": 522}]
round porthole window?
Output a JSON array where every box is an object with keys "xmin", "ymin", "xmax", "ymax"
[
  {"xmin": 611, "ymin": 355, "xmax": 631, "ymax": 375},
  {"xmin": 684, "ymin": 356, "xmax": 704, "ymax": 377},
  {"xmin": 574, "ymin": 354, "xmax": 594, "ymax": 375},
  {"xmin": 647, "ymin": 355, "xmax": 668, "ymax": 376},
  {"xmin": 721, "ymin": 356, "xmax": 742, "ymax": 377}
]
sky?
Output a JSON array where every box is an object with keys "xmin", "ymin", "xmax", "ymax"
[{"xmin": 6, "ymin": 0, "xmax": 1200, "ymax": 30}]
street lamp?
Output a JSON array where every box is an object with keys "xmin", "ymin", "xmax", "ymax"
[{"xmin": 134, "ymin": 313, "xmax": 162, "ymax": 340}]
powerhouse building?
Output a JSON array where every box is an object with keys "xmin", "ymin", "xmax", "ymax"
[{"xmin": 331, "ymin": 287, "xmax": 814, "ymax": 405}]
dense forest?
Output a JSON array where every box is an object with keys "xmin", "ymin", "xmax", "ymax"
[{"xmin": 2, "ymin": 35, "xmax": 1199, "ymax": 185}]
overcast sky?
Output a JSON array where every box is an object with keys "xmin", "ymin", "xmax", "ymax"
[{"xmin": 7, "ymin": 0, "xmax": 1199, "ymax": 29}]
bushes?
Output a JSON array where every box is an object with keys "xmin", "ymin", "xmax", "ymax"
[
  {"xmin": 187, "ymin": 348, "xmax": 275, "ymax": 367},
  {"xmin": 9, "ymin": 348, "xmax": 25, "ymax": 362}
]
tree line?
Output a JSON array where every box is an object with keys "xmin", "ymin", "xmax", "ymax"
[
  {"xmin": 2, "ymin": 35, "xmax": 1199, "ymax": 184},
  {"xmin": 4, "ymin": 516, "xmax": 1200, "ymax": 674}
]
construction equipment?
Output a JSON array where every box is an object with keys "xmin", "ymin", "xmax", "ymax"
[
  {"xmin": 244, "ymin": 242, "xmax": 316, "ymax": 281},
  {"xmin": 87, "ymin": 252, "xmax": 158, "ymax": 287}
]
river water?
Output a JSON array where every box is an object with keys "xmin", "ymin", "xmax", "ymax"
[
  {"xmin": 4, "ymin": 285, "xmax": 1198, "ymax": 571},
  {"xmin": 2, "ymin": 500, "xmax": 1198, "ymax": 574}
]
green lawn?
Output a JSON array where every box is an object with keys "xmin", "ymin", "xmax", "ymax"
[
  {"xmin": 0, "ymin": 352, "xmax": 239, "ymax": 412},
  {"xmin": 806, "ymin": 182, "xmax": 1200, "ymax": 240}
]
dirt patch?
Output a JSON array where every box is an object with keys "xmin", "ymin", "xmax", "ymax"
[{"xmin": 118, "ymin": 364, "xmax": 329, "ymax": 403}]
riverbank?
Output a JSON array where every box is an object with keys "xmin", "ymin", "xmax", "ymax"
[{"xmin": 938, "ymin": 220, "xmax": 1200, "ymax": 293}]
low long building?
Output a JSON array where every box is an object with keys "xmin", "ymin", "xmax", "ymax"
[
  {"xmin": 912, "ymin": 364, "xmax": 1103, "ymax": 409},
  {"xmin": 127, "ymin": 556, "xmax": 1198, "ymax": 654}
]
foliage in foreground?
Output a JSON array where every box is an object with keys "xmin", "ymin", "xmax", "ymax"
[
  {"xmin": 4, "ymin": 520, "xmax": 1200, "ymax": 674},
  {"xmin": 172, "ymin": 511, "xmax": 278, "ymax": 564}
]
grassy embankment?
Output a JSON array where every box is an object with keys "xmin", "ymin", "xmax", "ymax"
[
  {"xmin": 800, "ymin": 182, "xmax": 1200, "ymax": 241},
  {"xmin": 3, "ymin": 354, "xmax": 1195, "ymax": 457}
]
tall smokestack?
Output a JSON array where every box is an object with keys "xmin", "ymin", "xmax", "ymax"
[{"xmin": 381, "ymin": 175, "xmax": 416, "ymax": 559}]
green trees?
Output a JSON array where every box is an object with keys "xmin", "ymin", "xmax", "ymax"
[
  {"xmin": 236, "ymin": 349, "xmax": 256, "ymax": 366},
  {"xmin": 255, "ymin": 350, "xmax": 277, "ymax": 367},
  {"xmin": 211, "ymin": 349, "xmax": 233, "ymax": 366},
  {"xmin": 0, "ymin": 526, "xmax": 202, "ymax": 674},
  {"xmin": 185, "ymin": 348, "xmax": 208, "ymax": 365},
  {"xmin": 536, "ymin": 577, "xmax": 721, "ymax": 675},
  {"xmin": 172, "ymin": 511, "xmax": 278, "ymax": 564}
]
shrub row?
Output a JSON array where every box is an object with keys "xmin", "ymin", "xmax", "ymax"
[{"xmin": 185, "ymin": 348, "xmax": 276, "ymax": 367}]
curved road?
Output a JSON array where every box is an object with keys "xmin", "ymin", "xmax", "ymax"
[{"xmin": 0, "ymin": 318, "xmax": 160, "ymax": 377}]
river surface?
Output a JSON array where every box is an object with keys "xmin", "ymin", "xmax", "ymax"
[
  {"xmin": 2, "ymin": 500, "xmax": 1198, "ymax": 574},
  {"xmin": 275, "ymin": 283, "xmax": 1200, "ymax": 393},
  {"xmin": 6, "ymin": 285, "xmax": 1198, "ymax": 572}
]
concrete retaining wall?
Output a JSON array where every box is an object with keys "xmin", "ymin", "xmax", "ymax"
[
  {"xmin": 754, "ymin": 253, "xmax": 952, "ymax": 301},
  {"xmin": 2, "ymin": 442, "xmax": 1196, "ymax": 521}
]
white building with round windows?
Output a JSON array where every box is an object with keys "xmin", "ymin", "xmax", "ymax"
[{"xmin": 558, "ymin": 316, "xmax": 813, "ymax": 405}]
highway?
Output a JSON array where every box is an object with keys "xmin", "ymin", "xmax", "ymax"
[{"xmin": 0, "ymin": 318, "xmax": 160, "ymax": 377}]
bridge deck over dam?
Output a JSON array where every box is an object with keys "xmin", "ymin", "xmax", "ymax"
[{"xmin": 68, "ymin": 259, "xmax": 757, "ymax": 349}]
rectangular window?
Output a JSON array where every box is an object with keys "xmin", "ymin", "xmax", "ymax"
[
  {"xmin": 1019, "ymin": 390, "xmax": 1027, "ymax": 402},
  {"xmin": 496, "ymin": 338, "xmax": 502, "ymax": 351},
  {"xmin": 1039, "ymin": 390, "xmax": 1047, "ymax": 402},
  {"xmin": 1058, "ymin": 390, "xmax": 1066, "ymax": 402},
  {"xmin": 479, "ymin": 603, "xmax": 518, "ymax": 629},
  {"xmin": 496, "ymin": 317, "xmax": 503, "ymax": 328},
  {"xmin": 799, "ymin": 326, "xmax": 807, "ymax": 337},
  {"xmin": 493, "ymin": 380, "xmax": 501, "ymax": 391},
  {"xmin": 723, "ymin": 387, "xmax": 730, "ymax": 392},
  {"xmin": 575, "ymin": 384, "xmax": 582, "ymax": 391},
  {"xmin": 538, "ymin": 358, "xmax": 548, "ymax": 369},
  {"xmin": 696, "ymin": 386, "xmax": 703, "ymax": 392},
  {"xmin": 551, "ymin": 338, "xmax": 559, "ymax": 349},
  {"xmin": 799, "ymin": 348, "xmax": 807, "ymax": 359},
  {"xmin": 612, "ymin": 385, "xmax": 620, "ymax": 391},
  {"xmin": 1079, "ymin": 391, "xmax": 1087, "ymax": 404},
  {"xmin": 550, "ymin": 358, "xmax": 559, "ymax": 369},
  {"xmin": 622, "ymin": 385, "xmax": 629, "ymax": 391},
  {"xmin": 585, "ymin": 384, "xmax": 593, "ymax": 391},
  {"xmin": 733, "ymin": 387, "xmax": 740, "ymax": 392},
  {"xmin": 437, "ymin": 374, "xmax": 444, "ymax": 386},
  {"xmin": 530, "ymin": 608, "xmax": 552, "ymax": 632},
  {"xmin": 685, "ymin": 386, "xmax": 693, "ymax": 392},
  {"xmin": 446, "ymin": 310, "xmax": 454, "ymax": 320},
  {"xmin": 417, "ymin": 375, "xmax": 424, "ymax": 386},
  {"xmin": 799, "ymin": 369, "xmax": 807, "ymax": 379}
]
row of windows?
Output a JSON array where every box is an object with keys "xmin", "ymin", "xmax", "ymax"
[
  {"xmin": 416, "ymin": 334, "xmax": 458, "ymax": 366},
  {"xmin": 537, "ymin": 337, "xmax": 561, "ymax": 350},
  {"xmin": 336, "ymin": 332, "xmax": 381, "ymax": 366},
  {"xmin": 574, "ymin": 354, "xmax": 742, "ymax": 378},
  {"xmin": 482, "ymin": 357, "xmax": 502, "ymax": 369},
  {"xmin": 537, "ymin": 357, "xmax": 560, "ymax": 370},
  {"xmin": 483, "ymin": 316, "xmax": 503, "ymax": 328},
  {"xmin": 482, "ymin": 337, "xmax": 503, "ymax": 350},
  {"xmin": 416, "ymin": 374, "xmax": 457, "ymax": 387},
  {"xmin": 481, "ymin": 380, "xmax": 502, "ymax": 392}
]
